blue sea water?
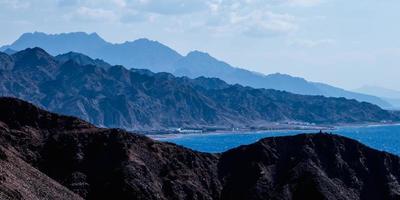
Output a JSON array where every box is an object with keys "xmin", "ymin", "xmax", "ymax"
[{"xmin": 153, "ymin": 125, "xmax": 400, "ymax": 155}]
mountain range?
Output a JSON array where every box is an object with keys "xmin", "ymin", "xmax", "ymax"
[
  {"xmin": 0, "ymin": 47, "xmax": 399, "ymax": 130},
  {"xmin": 1, "ymin": 97, "xmax": 400, "ymax": 200},
  {"xmin": 356, "ymin": 86, "xmax": 400, "ymax": 109},
  {"xmin": 0, "ymin": 31, "xmax": 393, "ymax": 109}
]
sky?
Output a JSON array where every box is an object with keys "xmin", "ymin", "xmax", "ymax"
[{"xmin": 0, "ymin": 0, "xmax": 399, "ymax": 91}]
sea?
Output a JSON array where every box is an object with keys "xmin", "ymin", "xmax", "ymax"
[{"xmin": 152, "ymin": 124, "xmax": 400, "ymax": 155}]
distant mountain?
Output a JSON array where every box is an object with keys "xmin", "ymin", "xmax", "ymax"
[
  {"xmin": 0, "ymin": 32, "xmax": 108, "ymax": 55},
  {"xmin": 356, "ymin": 86, "xmax": 400, "ymax": 99},
  {"xmin": 0, "ymin": 48, "xmax": 398, "ymax": 130},
  {"xmin": 172, "ymin": 51, "xmax": 392, "ymax": 108},
  {"xmin": 356, "ymin": 86, "xmax": 400, "ymax": 109},
  {"xmin": 173, "ymin": 51, "xmax": 321, "ymax": 94},
  {"xmin": 0, "ymin": 32, "xmax": 392, "ymax": 108},
  {"xmin": 0, "ymin": 32, "xmax": 182, "ymax": 72},
  {"xmin": 312, "ymin": 82, "xmax": 393, "ymax": 108},
  {"xmin": 103, "ymin": 38, "xmax": 183, "ymax": 72},
  {"xmin": 2, "ymin": 97, "xmax": 400, "ymax": 199},
  {"xmin": 1, "ymin": 48, "xmax": 17, "ymax": 55}
]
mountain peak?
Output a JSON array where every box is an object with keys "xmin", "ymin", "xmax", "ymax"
[
  {"xmin": 134, "ymin": 38, "xmax": 154, "ymax": 43},
  {"xmin": 56, "ymin": 32, "xmax": 106, "ymax": 42},
  {"xmin": 88, "ymin": 32, "xmax": 100, "ymax": 37},
  {"xmin": 182, "ymin": 50, "xmax": 221, "ymax": 64},
  {"xmin": 57, "ymin": 51, "xmax": 94, "ymax": 59},
  {"xmin": 55, "ymin": 51, "xmax": 111, "ymax": 69},
  {"xmin": 21, "ymin": 31, "xmax": 101, "ymax": 38},
  {"xmin": 268, "ymin": 72, "xmax": 296, "ymax": 78},
  {"xmin": 6, "ymin": 32, "xmax": 108, "ymax": 54},
  {"xmin": 266, "ymin": 73, "xmax": 309, "ymax": 82},
  {"xmin": 14, "ymin": 47, "xmax": 51, "ymax": 58},
  {"xmin": 126, "ymin": 38, "xmax": 171, "ymax": 49},
  {"xmin": 17, "ymin": 32, "xmax": 99, "ymax": 42},
  {"xmin": 21, "ymin": 31, "xmax": 46, "ymax": 37},
  {"xmin": 14, "ymin": 32, "xmax": 47, "ymax": 44},
  {"xmin": 2, "ymin": 48, "xmax": 17, "ymax": 55},
  {"xmin": 12, "ymin": 47, "xmax": 56, "ymax": 69},
  {"xmin": 55, "ymin": 51, "xmax": 92, "ymax": 63},
  {"xmin": 186, "ymin": 50, "xmax": 212, "ymax": 58}
]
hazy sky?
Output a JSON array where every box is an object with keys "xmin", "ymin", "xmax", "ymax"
[{"xmin": 0, "ymin": 0, "xmax": 399, "ymax": 90}]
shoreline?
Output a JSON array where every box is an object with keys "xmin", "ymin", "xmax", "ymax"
[
  {"xmin": 332, "ymin": 122, "xmax": 400, "ymax": 129},
  {"xmin": 148, "ymin": 122, "xmax": 400, "ymax": 140},
  {"xmin": 147, "ymin": 126, "xmax": 330, "ymax": 139}
]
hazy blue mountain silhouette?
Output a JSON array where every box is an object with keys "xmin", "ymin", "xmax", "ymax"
[
  {"xmin": 173, "ymin": 50, "xmax": 392, "ymax": 108},
  {"xmin": 2, "ymin": 48, "xmax": 17, "ymax": 55},
  {"xmin": 356, "ymin": 86, "xmax": 400, "ymax": 109},
  {"xmin": 0, "ymin": 32, "xmax": 182, "ymax": 73},
  {"xmin": 356, "ymin": 86, "xmax": 400, "ymax": 99},
  {"xmin": 1, "ymin": 32, "xmax": 108, "ymax": 55},
  {"xmin": 0, "ymin": 32, "xmax": 392, "ymax": 108}
]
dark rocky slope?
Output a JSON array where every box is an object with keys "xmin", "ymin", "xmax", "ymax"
[
  {"xmin": 219, "ymin": 134, "xmax": 400, "ymax": 200},
  {"xmin": 0, "ymin": 97, "xmax": 221, "ymax": 200},
  {"xmin": 0, "ymin": 48, "xmax": 399, "ymax": 130},
  {"xmin": 1, "ymin": 97, "xmax": 400, "ymax": 200}
]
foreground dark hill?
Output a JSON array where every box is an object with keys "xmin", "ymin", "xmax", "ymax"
[
  {"xmin": 0, "ymin": 48, "xmax": 398, "ymax": 130},
  {"xmin": 219, "ymin": 134, "xmax": 400, "ymax": 200},
  {"xmin": 1, "ymin": 97, "xmax": 400, "ymax": 200},
  {"xmin": 0, "ymin": 32, "xmax": 391, "ymax": 108},
  {"xmin": 0, "ymin": 97, "xmax": 220, "ymax": 200}
]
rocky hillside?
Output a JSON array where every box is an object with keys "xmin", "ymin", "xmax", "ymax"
[
  {"xmin": 219, "ymin": 134, "xmax": 400, "ymax": 200},
  {"xmin": 0, "ymin": 48, "xmax": 399, "ymax": 130},
  {"xmin": 0, "ymin": 97, "xmax": 400, "ymax": 200},
  {"xmin": 0, "ymin": 97, "xmax": 221, "ymax": 200}
]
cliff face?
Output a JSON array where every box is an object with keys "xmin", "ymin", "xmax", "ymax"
[{"xmin": 1, "ymin": 97, "xmax": 400, "ymax": 200}]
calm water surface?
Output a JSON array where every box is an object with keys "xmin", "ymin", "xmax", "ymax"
[{"xmin": 153, "ymin": 125, "xmax": 400, "ymax": 155}]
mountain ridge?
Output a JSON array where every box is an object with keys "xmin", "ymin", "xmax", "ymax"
[
  {"xmin": 0, "ymin": 47, "xmax": 398, "ymax": 130},
  {"xmin": 356, "ymin": 86, "xmax": 400, "ymax": 109},
  {"xmin": 0, "ymin": 32, "xmax": 392, "ymax": 108}
]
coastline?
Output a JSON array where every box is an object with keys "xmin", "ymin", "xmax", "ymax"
[
  {"xmin": 149, "ymin": 127, "xmax": 328, "ymax": 140},
  {"xmin": 333, "ymin": 122, "xmax": 400, "ymax": 129},
  {"xmin": 148, "ymin": 122, "xmax": 400, "ymax": 140}
]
